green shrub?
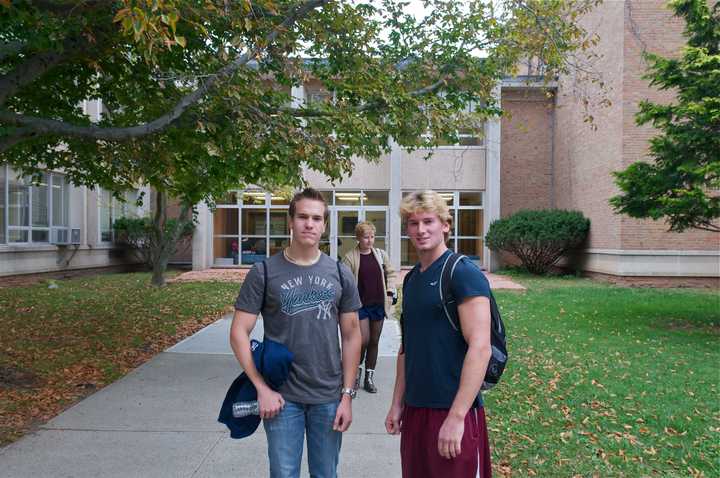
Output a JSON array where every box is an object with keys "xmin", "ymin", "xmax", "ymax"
[
  {"xmin": 485, "ymin": 209, "xmax": 590, "ymax": 275},
  {"xmin": 113, "ymin": 216, "xmax": 194, "ymax": 269}
]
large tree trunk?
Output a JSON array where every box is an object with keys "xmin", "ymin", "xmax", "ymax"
[
  {"xmin": 151, "ymin": 258, "xmax": 169, "ymax": 287},
  {"xmin": 151, "ymin": 247, "xmax": 175, "ymax": 287}
]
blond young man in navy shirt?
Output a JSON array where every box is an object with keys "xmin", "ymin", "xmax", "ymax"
[{"xmin": 385, "ymin": 190, "xmax": 493, "ymax": 477}]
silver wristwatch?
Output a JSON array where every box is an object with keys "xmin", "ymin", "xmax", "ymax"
[{"xmin": 341, "ymin": 387, "xmax": 357, "ymax": 399}]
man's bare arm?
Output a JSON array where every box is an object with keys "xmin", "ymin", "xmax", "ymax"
[
  {"xmin": 334, "ymin": 310, "xmax": 361, "ymax": 432},
  {"xmin": 437, "ymin": 296, "xmax": 492, "ymax": 458},
  {"xmin": 385, "ymin": 346, "xmax": 406, "ymax": 434},
  {"xmin": 449, "ymin": 296, "xmax": 492, "ymax": 417},
  {"xmin": 338, "ymin": 310, "xmax": 362, "ymax": 390}
]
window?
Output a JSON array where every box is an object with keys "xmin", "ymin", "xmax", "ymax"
[
  {"xmin": 212, "ymin": 189, "xmax": 390, "ymax": 265},
  {"xmin": 99, "ymin": 188, "xmax": 140, "ymax": 243},
  {"xmin": 428, "ymin": 99, "xmax": 484, "ymax": 147},
  {"xmin": 8, "ymin": 169, "xmax": 30, "ymax": 242},
  {"xmin": 305, "ymin": 88, "xmax": 334, "ymax": 106},
  {"xmin": 401, "ymin": 190, "xmax": 484, "ymax": 266},
  {"xmin": 52, "ymin": 174, "xmax": 70, "ymax": 229},
  {"xmin": 0, "ymin": 165, "xmax": 70, "ymax": 244},
  {"xmin": 31, "ymin": 173, "xmax": 49, "ymax": 242},
  {"xmin": 329, "ymin": 190, "xmax": 389, "ymax": 259},
  {"xmin": 212, "ymin": 190, "xmax": 290, "ymax": 266}
]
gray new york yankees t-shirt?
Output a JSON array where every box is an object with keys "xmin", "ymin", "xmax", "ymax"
[{"xmin": 235, "ymin": 252, "xmax": 362, "ymax": 404}]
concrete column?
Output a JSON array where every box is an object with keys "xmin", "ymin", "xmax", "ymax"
[
  {"xmin": 483, "ymin": 84, "xmax": 502, "ymax": 272},
  {"xmin": 389, "ymin": 139, "xmax": 403, "ymax": 270},
  {"xmin": 192, "ymin": 202, "xmax": 212, "ymax": 270},
  {"xmin": 81, "ymin": 186, "xmax": 88, "ymax": 246},
  {"xmin": 291, "ymin": 85, "xmax": 305, "ymax": 108}
]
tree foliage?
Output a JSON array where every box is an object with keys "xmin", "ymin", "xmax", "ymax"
[
  {"xmin": 1, "ymin": 0, "xmax": 602, "ymax": 204},
  {"xmin": 611, "ymin": 0, "xmax": 720, "ymax": 233},
  {"xmin": 1, "ymin": 1, "xmax": 603, "ymax": 284},
  {"xmin": 485, "ymin": 209, "xmax": 590, "ymax": 274}
]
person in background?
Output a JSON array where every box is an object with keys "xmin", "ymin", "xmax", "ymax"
[{"xmin": 342, "ymin": 221, "xmax": 397, "ymax": 393}]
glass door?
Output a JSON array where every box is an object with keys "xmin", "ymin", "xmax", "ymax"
[
  {"xmin": 363, "ymin": 209, "xmax": 387, "ymax": 251},
  {"xmin": 329, "ymin": 207, "xmax": 389, "ymax": 260},
  {"xmin": 334, "ymin": 208, "xmax": 360, "ymax": 260}
]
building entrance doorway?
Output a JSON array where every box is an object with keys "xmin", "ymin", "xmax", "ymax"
[{"xmin": 329, "ymin": 207, "xmax": 387, "ymax": 260}]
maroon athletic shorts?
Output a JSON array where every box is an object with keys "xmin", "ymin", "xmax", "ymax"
[{"xmin": 400, "ymin": 405, "xmax": 492, "ymax": 478}]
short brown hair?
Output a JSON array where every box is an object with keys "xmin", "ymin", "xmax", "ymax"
[
  {"xmin": 355, "ymin": 221, "xmax": 376, "ymax": 239},
  {"xmin": 289, "ymin": 188, "xmax": 328, "ymax": 221},
  {"xmin": 399, "ymin": 190, "xmax": 453, "ymax": 241}
]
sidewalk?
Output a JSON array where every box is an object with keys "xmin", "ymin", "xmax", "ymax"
[
  {"xmin": 0, "ymin": 315, "xmax": 404, "ymax": 478},
  {"xmin": 171, "ymin": 268, "xmax": 526, "ymax": 291}
]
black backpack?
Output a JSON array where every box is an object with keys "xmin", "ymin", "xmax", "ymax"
[{"xmin": 402, "ymin": 253, "xmax": 507, "ymax": 391}]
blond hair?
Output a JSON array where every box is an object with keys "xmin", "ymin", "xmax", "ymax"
[
  {"xmin": 399, "ymin": 190, "xmax": 453, "ymax": 241},
  {"xmin": 355, "ymin": 221, "xmax": 376, "ymax": 239}
]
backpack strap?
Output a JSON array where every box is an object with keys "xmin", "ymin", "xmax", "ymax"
[
  {"xmin": 399, "ymin": 264, "xmax": 419, "ymax": 352},
  {"xmin": 439, "ymin": 253, "xmax": 466, "ymax": 332}
]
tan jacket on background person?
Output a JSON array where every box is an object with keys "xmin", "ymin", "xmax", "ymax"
[{"xmin": 342, "ymin": 247, "xmax": 398, "ymax": 318}]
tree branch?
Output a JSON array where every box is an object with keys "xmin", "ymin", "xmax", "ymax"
[
  {"xmin": 0, "ymin": 47, "xmax": 72, "ymax": 105},
  {"xmin": 691, "ymin": 222, "xmax": 720, "ymax": 233},
  {"xmin": 28, "ymin": 0, "xmax": 115, "ymax": 15},
  {"xmin": 0, "ymin": 0, "xmax": 329, "ymax": 150},
  {"xmin": 0, "ymin": 127, "xmax": 38, "ymax": 151},
  {"xmin": 273, "ymin": 73, "xmax": 451, "ymax": 118}
]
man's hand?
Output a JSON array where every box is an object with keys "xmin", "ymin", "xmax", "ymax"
[
  {"xmin": 437, "ymin": 413, "xmax": 465, "ymax": 459},
  {"xmin": 333, "ymin": 395, "xmax": 353, "ymax": 432},
  {"xmin": 257, "ymin": 386, "xmax": 285, "ymax": 420},
  {"xmin": 385, "ymin": 403, "xmax": 403, "ymax": 435}
]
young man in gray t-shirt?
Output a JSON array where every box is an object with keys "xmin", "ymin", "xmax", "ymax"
[{"xmin": 230, "ymin": 188, "xmax": 362, "ymax": 478}]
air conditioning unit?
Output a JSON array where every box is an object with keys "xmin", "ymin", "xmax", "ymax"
[
  {"xmin": 51, "ymin": 228, "xmax": 69, "ymax": 245},
  {"xmin": 70, "ymin": 228, "xmax": 81, "ymax": 245}
]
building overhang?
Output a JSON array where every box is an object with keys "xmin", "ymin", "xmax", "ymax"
[{"xmin": 501, "ymin": 75, "xmax": 557, "ymax": 90}]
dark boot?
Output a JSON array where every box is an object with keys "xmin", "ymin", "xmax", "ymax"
[
  {"xmin": 364, "ymin": 369, "xmax": 377, "ymax": 393},
  {"xmin": 354, "ymin": 366, "xmax": 362, "ymax": 391}
]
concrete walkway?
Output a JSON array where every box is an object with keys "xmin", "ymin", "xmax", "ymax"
[
  {"xmin": 171, "ymin": 268, "xmax": 526, "ymax": 291},
  {"xmin": 0, "ymin": 316, "xmax": 404, "ymax": 478}
]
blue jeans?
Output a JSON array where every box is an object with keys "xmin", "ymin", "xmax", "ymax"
[{"xmin": 263, "ymin": 399, "xmax": 342, "ymax": 478}]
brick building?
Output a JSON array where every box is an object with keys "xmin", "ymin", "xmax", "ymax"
[{"xmin": 2, "ymin": 0, "xmax": 718, "ymax": 282}]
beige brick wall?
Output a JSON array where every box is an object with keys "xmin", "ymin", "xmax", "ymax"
[
  {"xmin": 553, "ymin": 0, "xmax": 626, "ymax": 250},
  {"xmin": 620, "ymin": 0, "xmax": 718, "ymax": 250},
  {"xmin": 500, "ymin": 88, "xmax": 554, "ymax": 217},
  {"xmin": 553, "ymin": 0, "xmax": 717, "ymax": 253}
]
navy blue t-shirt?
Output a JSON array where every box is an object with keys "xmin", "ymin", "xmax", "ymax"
[{"xmin": 402, "ymin": 249, "xmax": 491, "ymax": 409}]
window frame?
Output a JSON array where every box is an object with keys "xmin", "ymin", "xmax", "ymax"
[
  {"xmin": 400, "ymin": 190, "xmax": 484, "ymax": 266},
  {"xmin": 97, "ymin": 188, "xmax": 140, "ymax": 245},
  {"xmin": 212, "ymin": 190, "xmax": 291, "ymax": 265},
  {"xmin": 1, "ymin": 165, "xmax": 71, "ymax": 245},
  {"xmin": 423, "ymin": 98, "xmax": 485, "ymax": 149}
]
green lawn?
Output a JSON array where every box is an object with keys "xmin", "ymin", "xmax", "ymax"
[
  {"xmin": 0, "ymin": 272, "xmax": 241, "ymax": 445},
  {"xmin": 485, "ymin": 272, "xmax": 719, "ymax": 477},
  {"xmin": 1, "ymin": 271, "xmax": 718, "ymax": 476}
]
